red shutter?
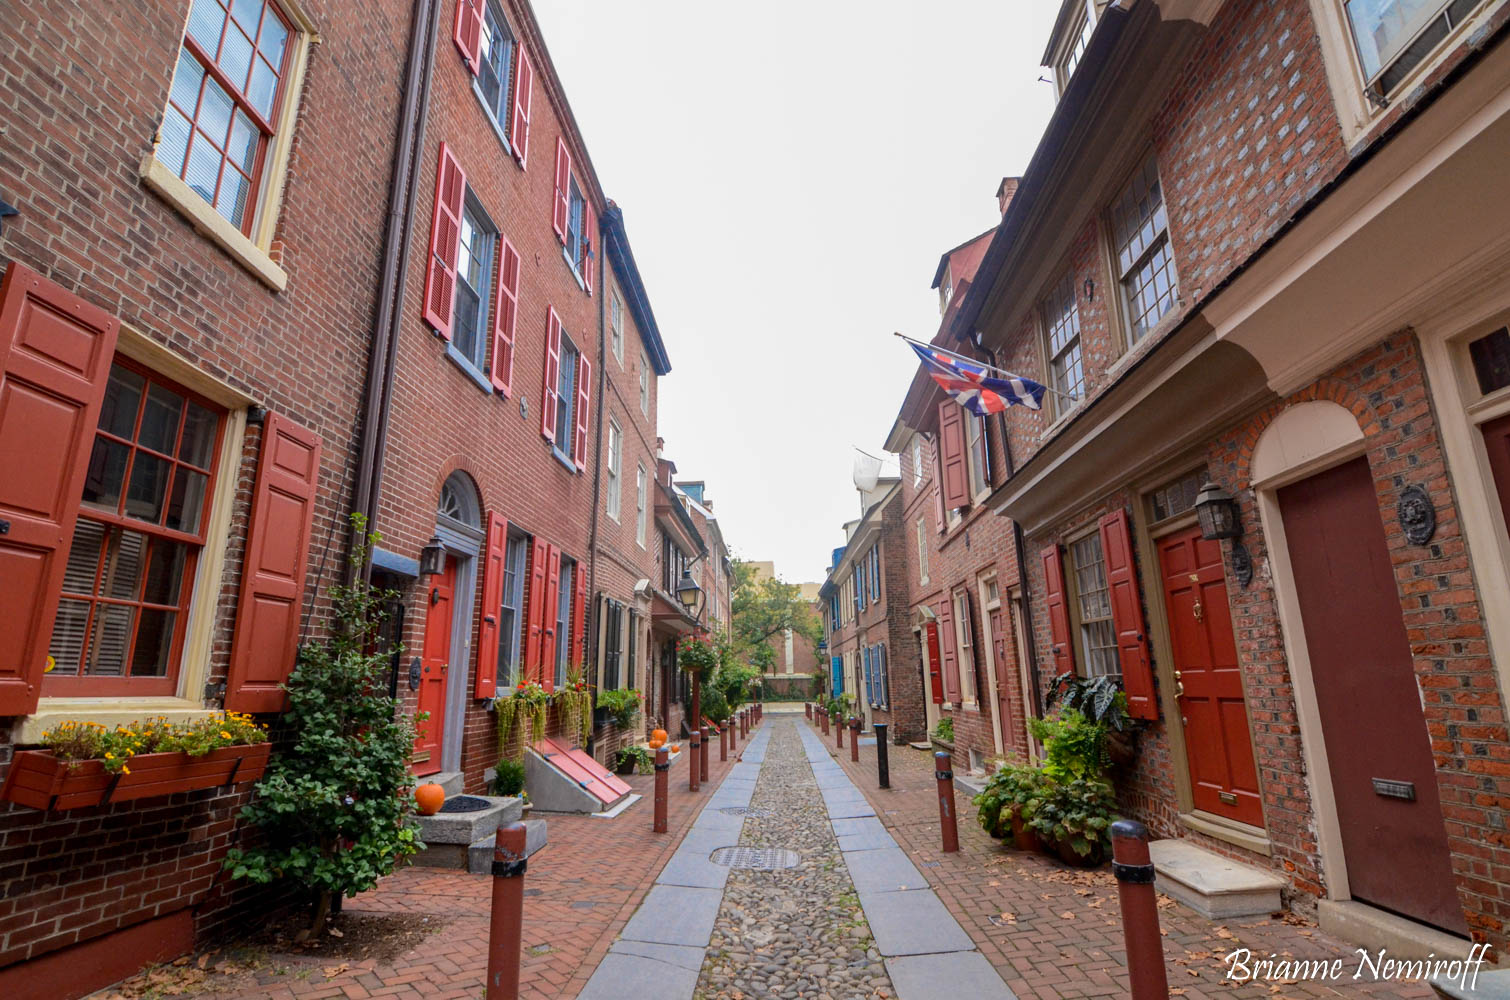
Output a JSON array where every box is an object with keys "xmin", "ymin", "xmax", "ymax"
[
  {"xmin": 422, "ymin": 142, "xmax": 466, "ymax": 339},
  {"xmin": 1041, "ymin": 543, "xmax": 1075, "ymax": 679},
  {"xmin": 1099, "ymin": 508, "xmax": 1158, "ymax": 721},
  {"xmin": 573, "ymin": 353, "xmax": 590, "ymax": 470},
  {"xmin": 938, "ymin": 597, "xmax": 960, "ymax": 704},
  {"xmin": 540, "ymin": 307, "xmax": 561, "ymax": 442},
  {"xmin": 582, "ymin": 201, "xmax": 595, "ymax": 294},
  {"xmin": 475, "ymin": 511, "xmax": 507, "ymax": 699},
  {"xmin": 938, "ymin": 400, "xmax": 969, "ymax": 511},
  {"xmin": 490, "ymin": 237, "xmax": 519, "ymax": 395},
  {"xmin": 542, "ymin": 545, "xmax": 561, "ymax": 692},
  {"xmin": 551, "ymin": 138, "xmax": 571, "ymax": 244},
  {"xmin": 226, "ymin": 413, "xmax": 322, "ymax": 713},
  {"xmin": 573, "ymin": 558, "xmax": 587, "ymax": 662},
  {"xmin": 523, "ymin": 536, "xmax": 548, "ymax": 683},
  {"xmin": 452, "ymin": 0, "xmax": 482, "ymax": 74},
  {"xmin": 925, "ymin": 622, "xmax": 944, "ymax": 705},
  {"xmin": 0, "ymin": 263, "xmax": 119, "ymax": 716},
  {"xmin": 509, "ymin": 48, "xmax": 533, "ymax": 167}
]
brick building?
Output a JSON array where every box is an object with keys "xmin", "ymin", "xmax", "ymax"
[
  {"xmin": 647, "ymin": 455, "xmax": 706, "ymax": 738},
  {"xmin": 0, "ymin": 0, "xmax": 412, "ymax": 993},
  {"xmin": 940, "ymin": 0, "xmax": 1510, "ymax": 956}
]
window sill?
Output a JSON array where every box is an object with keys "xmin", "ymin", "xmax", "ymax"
[
  {"xmin": 551, "ymin": 445, "xmax": 578, "ymax": 472},
  {"xmin": 561, "ymin": 245, "xmax": 587, "ymax": 292},
  {"xmin": 18, "ymin": 697, "xmax": 216, "ymax": 744},
  {"xmin": 445, "ymin": 342, "xmax": 496, "ymax": 393},
  {"xmin": 1178, "ymin": 810, "xmax": 1272, "ymax": 857},
  {"xmin": 472, "ymin": 81, "xmax": 517, "ymax": 161},
  {"xmin": 139, "ymin": 154, "xmax": 288, "ymax": 292}
]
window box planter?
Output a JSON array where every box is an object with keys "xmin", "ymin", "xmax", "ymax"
[{"xmin": 0, "ymin": 743, "xmax": 271, "ymax": 812}]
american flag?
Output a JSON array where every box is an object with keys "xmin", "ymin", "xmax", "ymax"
[{"xmin": 909, "ymin": 341, "xmax": 1046, "ymax": 414}]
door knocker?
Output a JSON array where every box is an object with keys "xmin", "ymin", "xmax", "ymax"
[{"xmin": 1192, "ymin": 599, "xmax": 1203, "ymax": 623}]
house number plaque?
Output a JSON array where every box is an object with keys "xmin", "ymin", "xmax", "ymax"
[{"xmin": 1371, "ymin": 778, "xmax": 1416, "ymax": 801}]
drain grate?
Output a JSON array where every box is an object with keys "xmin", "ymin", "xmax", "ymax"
[
  {"xmin": 709, "ymin": 847, "xmax": 800, "ymax": 870},
  {"xmin": 718, "ymin": 806, "xmax": 772, "ymax": 817}
]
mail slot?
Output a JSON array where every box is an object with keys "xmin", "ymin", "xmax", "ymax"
[
  {"xmin": 1218, "ymin": 791, "xmax": 1237, "ymax": 806},
  {"xmin": 1372, "ymin": 778, "xmax": 1415, "ymax": 801}
]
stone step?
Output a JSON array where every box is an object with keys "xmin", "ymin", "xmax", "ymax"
[
  {"xmin": 412, "ymin": 794, "xmax": 523, "ymax": 869},
  {"xmin": 466, "ymin": 819, "xmax": 550, "ymax": 874},
  {"xmin": 1149, "ymin": 838, "xmax": 1286, "ymax": 919}
]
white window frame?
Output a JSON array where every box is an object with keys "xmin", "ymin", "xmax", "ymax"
[
  {"xmin": 1107, "ymin": 156, "xmax": 1178, "ymax": 343},
  {"xmin": 606, "ymin": 418, "xmax": 622, "ymax": 521},
  {"xmin": 638, "ymin": 350, "xmax": 650, "ymax": 415},
  {"xmin": 1068, "ymin": 530, "xmax": 1120, "ymax": 679},
  {"xmin": 965, "ymin": 411, "xmax": 989, "ymax": 501},
  {"xmin": 953, "ymin": 588, "xmax": 978, "ymax": 706},
  {"xmin": 635, "ymin": 463, "xmax": 648, "ymax": 547},
  {"xmin": 610, "ymin": 288, "xmax": 624, "ymax": 365},
  {"xmin": 1041, "ymin": 270, "xmax": 1084, "ymax": 418},
  {"xmin": 911, "ymin": 435, "xmax": 924, "ymax": 487},
  {"xmin": 916, "ymin": 517, "xmax": 929, "ymax": 585},
  {"xmin": 1053, "ymin": 0, "xmax": 1099, "ymax": 95}
]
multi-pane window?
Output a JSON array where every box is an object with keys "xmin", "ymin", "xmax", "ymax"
[
  {"xmin": 912, "ymin": 436, "xmax": 924, "ymax": 486},
  {"xmin": 916, "ymin": 517, "xmax": 929, "ymax": 583},
  {"xmin": 554, "ymin": 559, "xmax": 574, "ymax": 688},
  {"xmin": 49, "ymin": 362, "xmax": 223, "ymax": 693},
  {"xmin": 565, "ymin": 177, "xmax": 587, "ymax": 276},
  {"xmin": 953, "ymin": 590, "xmax": 978, "ymax": 704},
  {"xmin": 452, "ymin": 199, "xmax": 495, "ymax": 372},
  {"xmin": 635, "ymin": 464, "xmax": 648, "ymax": 547},
  {"xmin": 475, "ymin": 0, "xmax": 515, "ymax": 127},
  {"xmin": 610, "ymin": 290, "xmax": 624, "ymax": 364},
  {"xmin": 1345, "ymin": 0, "xmax": 1488, "ymax": 94},
  {"xmin": 966, "ymin": 412, "xmax": 989, "ymax": 498},
  {"xmin": 553, "ymin": 334, "xmax": 578, "ymax": 459},
  {"xmin": 1058, "ymin": 3, "xmax": 1097, "ymax": 88},
  {"xmin": 639, "ymin": 351, "xmax": 650, "ymax": 414},
  {"xmin": 495, "ymin": 534, "xmax": 526, "ymax": 689},
  {"xmin": 1069, "ymin": 534, "xmax": 1119, "ymax": 678},
  {"xmin": 1109, "ymin": 158, "xmax": 1177, "ymax": 339},
  {"xmin": 874, "ymin": 643, "xmax": 889, "ymax": 708},
  {"xmin": 1149, "ymin": 469, "xmax": 1206, "ymax": 523},
  {"xmin": 606, "ymin": 419, "xmax": 622, "ymax": 520},
  {"xmin": 160, "ymin": 0, "xmax": 294, "ymax": 233},
  {"xmin": 1042, "ymin": 272, "xmax": 1084, "ymax": 404}
]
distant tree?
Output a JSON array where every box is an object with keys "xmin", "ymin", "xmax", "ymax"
[{"xmin": 729, "ymin": 559, "xmax": 822, "ymax": 673}]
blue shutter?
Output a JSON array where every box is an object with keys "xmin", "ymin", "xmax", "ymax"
[
  {"xmin": 863, "ymin": 647, "xmax": 874, "ymax": 706},
  {"xmin": 831, "ymin": 656, "xmax": 843, "ymax": 697},
  {"xmin": 878, "ymin": 643, "xmax": 889, "ymax": 707}
]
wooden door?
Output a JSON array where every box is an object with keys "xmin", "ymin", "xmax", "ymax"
[
  {"xmin": 413, "ymin": 556, "xmax": 455, "ymax": 776},
  {"xmin": 1157, "ymin": 525, "xmax": 1263, "ymax": 828},
  {"xmin": 1279, "ymin": 458, "xmax": 1466, "ymax": 933},
  {"xmin": 1481, "ymin": 412, "xmax": 1510, "ymax": 531},
  {"xmin": 989, "ymin": 605, "xmax": 1017, "ymax": 752},
  {"xmin": 925, "ymin": 622, "xmax": 944, "ymax": 704}
]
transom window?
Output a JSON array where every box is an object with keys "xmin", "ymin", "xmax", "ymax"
[
  {"xmin": 1345, "ymin": 0, "xmax": 1488, "ymax": 95},
  {"xmin": 49, "ymin": 362, "xmax": 224, "ymax": 694},
  {"xmin": 160, "ymin": 0, "xmax": 294, "ymax": 233},
  {"xmin": 606, "ymin": 419, "xmax": 622, "ymax": 521},
  {"xmin": 1149, "ymin": 469, "xmax": 1207, "ymax": 523},
  {"xmin": 610, "ymin": 290, "xmax": 624, "ymax": 364},
  {"xmin": 553, "ymin": 333, "xmax": 579, "ymax": 460},
  {"xmin": 1468, "ymin": 327, "xmax": 1510, "ymax": 397},
  {"xmin": 452, "ymin": 198, "xmax": 496, "ymax": 373},
  {"xmin": 1109, "ymin": 157, "xmax": 1177, "ymax": 339},
  {"xmin": 496, "ymin": 533, "xmax": 526, "ymax": 689},
  {"xmin": 1042, "ymin": 272, "xmax": 1085, "ymax": 405},
  {"xmin": 1069, "ymin": 533, "xmax": 1119, "ymax": 678},
  {"xmin": 476, "ymin": 0, "xmax": 516, "ymax": 127}
]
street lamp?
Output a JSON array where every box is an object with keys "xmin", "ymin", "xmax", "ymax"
[{"xmin": 675, "ymin": 568, "xmax": 707, "ymax": 739}]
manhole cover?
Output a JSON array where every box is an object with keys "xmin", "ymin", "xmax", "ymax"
[
  {"xmin": 718, "ymin": 806, "xmax": 772, "ymax": 817},
  {"xmin": 709, "ymin": 847, "xmax": 800, "ymax": 870},
  {"xmin": 438, "ymin": 795, "xmax": 493, "ymax": 813}
]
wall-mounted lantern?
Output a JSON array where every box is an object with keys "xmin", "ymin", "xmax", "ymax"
[
  {"xmin": 418, "ymin": 536, "xmax": 446, "ymax": 578},
  {"xmin": 1195, "ymin": 481, "xmax": 1242, "ymax": 540}
]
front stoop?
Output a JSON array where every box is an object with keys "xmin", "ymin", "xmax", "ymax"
[
  {"xmin": 413, "ymin": 795, "xmax": 523, "ymax": 869},
  {"xmin": 1319, "ymin": 899, "xmax": 1486, "ymax": 964},
  {"xmin": 1149, "ymin": 838, "xmax": 1286, "ymax": 919}
]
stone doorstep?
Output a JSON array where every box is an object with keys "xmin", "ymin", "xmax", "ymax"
[
  {"xmin": 1318, "ymin": 899, "xmax": 1499, "ymax": 966},
  {"xmin": 1149, "ymin": 838, "xmax": 1286, "ymax": 919},
  {"xmin": 465, "ymin": 818, "xmax": 550, "ymax": 875}
]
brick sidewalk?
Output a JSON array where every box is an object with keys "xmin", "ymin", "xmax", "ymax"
[
  {"xmin": 102, "ymin": 736, "xmax": 747, "ymax": 1000},
  {"xmin": 816, "ymin": 719, "xmax": 1435, "ymax": 1000}
]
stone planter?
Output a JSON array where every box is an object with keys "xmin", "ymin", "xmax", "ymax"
[{"xmin": 0, "ymin": 743, "xmax": 271, "ymax": 811}]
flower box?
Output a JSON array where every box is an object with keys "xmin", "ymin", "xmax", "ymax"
[{"xmin": 0, "ymin": 743, "xmax": 271, "ymax": 812}]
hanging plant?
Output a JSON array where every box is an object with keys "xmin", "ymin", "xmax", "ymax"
[
  {"xmin": 555, "ymin": 663, "xmax": 593, "ymax": 747},
  {"xmin": 494, "ymin": 681, "xmax": 550, "ymax": 762},
  {"xmin": 675, "ymin": 634, "xmax": 719, "ymax": 675}
]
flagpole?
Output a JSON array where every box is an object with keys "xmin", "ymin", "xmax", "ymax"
[{"xmin": 894, "ymin": 331, "xmax": 1079, "ymax": 403}]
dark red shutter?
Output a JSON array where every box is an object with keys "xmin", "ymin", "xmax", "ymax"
[
  {"xmin": 490, "ymin": 237, "xmax": 519, "ymax": 395},
  {"xmin": 938, "ymin": 400, "xmax": 969, "ymax": 511},
  {"xmin": 925, "ymin": 622, "xmax": 944, "ymax": 705},
  {"xmin": 540, "ymin": 307, "xmax": 561, "ymax": 442},
  {"xmin": 552, "ymin": 138, "xmax": 571, "ymax": 243},
  {"xmin": 226, "ymin": 413, "xmax": 322, "ymax": 713},
  {"xmin": 524, "ymin": 536, "xmax": 547, "ymax": 682},
  {"xmin": 0, "ymin": 263, "xmax": 119, "ymax": 715},
  {"xmin": 582, "ymin": 201, "xmax": 595, "ymax": 294},
  {"xmin": 573, "ymin": 558, "xmax": 587, "ymax": 662},
  {"xmin": 1099, "ymin": 508, "xmax": 1158, "ymax": 721},
  {"xmin": 938, "ymin": 597, "xmax": 960, "ymax": 704},
  {"xmin": 1041, "ymin": 543, "xmax": 1075, "ymax": 679},
  {"xmin": 573, "ymin": 353, "xmax": 590, "ymax": 470},
  {"xmin": 475, "ymin": 511, "xmax": 507, "ymax": 699},
  {"xmin": 510, "ymin": 48, "xmax": 533, "ymax": 167},
  {"xmin": 542, "ymin": 545, "xmax": 561, "ymax": 692},
  {"xmin": 422, "ymin": 142, "xmax": 466, "ymax": 339},
  {"xmin": 452, "ymin": 0, "xmax": 482, "ymax": 74}
]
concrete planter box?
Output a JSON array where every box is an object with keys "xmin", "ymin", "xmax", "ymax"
[{"xmin": 0, "ymin": 743, "xmax": 271, "ymax": 811}]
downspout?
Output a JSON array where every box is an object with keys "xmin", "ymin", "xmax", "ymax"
[
  {"xmin": 351, "ymin": 0, "xmax": 441, "ymax": 574},
  {"xmin": 586, "ymin": 218, "xmax": 608, "ymax": 670}
]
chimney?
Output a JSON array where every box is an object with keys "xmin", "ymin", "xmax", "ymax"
[{"xmin": 996, "ymin": 176, "xmax": 1021, "ymax": 217}]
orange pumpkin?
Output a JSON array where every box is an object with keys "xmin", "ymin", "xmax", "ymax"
[
  {"xmin": 670, "ymin": 743, "xmax": 681, "ymax": 753},
  {"xmin": 415, "ymin": 782, "xmax": 445, "ymax": 816},
  {"xmin": 648, "ymin": 738, "xmax": 664, "ymax": 750},
  {"xmin": 651, "ymin": 729, "xmax": 668, "ymax": 743}
]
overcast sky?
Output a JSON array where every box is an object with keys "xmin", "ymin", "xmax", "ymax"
[{"xmin": 532, "ymin": 1, "xmax": 1060, "ymax": 584}]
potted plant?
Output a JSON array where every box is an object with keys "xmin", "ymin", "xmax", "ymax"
[
  {"xmin": 614, "ymin": 745, "xmax": 654, "ymax": 776},
  {"xmin": 492, "ymin": 757, "xmax": 526, "ymax": 798},
  {"xmin": 1028, "ymin": 775, "xmax": 1116, "ymax": 866},
  {"xmin": 930, "ymin": 716, "xmax": 955, "ymax": 749},
  {"xmin": 1044, "ymin": 672, "xmax": 1137, "ymax": 767},
  {"xmin": 494, "ymin": 680, "xmax": 551, "ymax": 762},
  {"xmin": 597, "ymin": 688, "xmax": 641, "ymax": 731}
]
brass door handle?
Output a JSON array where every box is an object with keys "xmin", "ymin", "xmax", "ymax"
[
  {"xmin": 1192, "ymin": 600, "xmax": 1203, "ymax": 623},
  {"xmin": 1174, "ymin": 670, "xmax": 1185, "ymax": 698}
]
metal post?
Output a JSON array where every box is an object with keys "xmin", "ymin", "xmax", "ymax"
[
  {"xmin": 836, "ymin": 711, "xmax": 844, "ymax": 749},
  {"xmin": 935, "ymin": 750, "xmax": 959, "ymax": 853},
  {"xmin": 821, "ymin": 709, "xmax": 829, "ymax": 735},
  {"xmin": 850, "ymin": 717, "xmax": 860, "ymax": 762},
  {"xmin": 1112, "ymin": 819, "xmax": 1169, "ymax": 1000},
  {"xmin": 653, "ymin": 747, "xmax": 669, "ymax": 833},
  {"xmin": 486, "ymin": 822, "xmax": 528, "ymax": 999},
  {"xmin": 688, "ymin": 731, "xmax": 700, "ymax": 792},
  {"xmin": 729, "ymin": 712, "xmax": 737, "ymax": 753},
  {"xmin": 806, "ymin": 702, "xmax": 812, "ymax": 720},
  {"xmin": 873, "ymin": 723, "xmax": 889, "ymax": 788},
  {"xmin": 700, "ymin": 725, "xmax": 711, "ymax": 784},
  {"xmin": 719, "ymin": 720, "xmax": 728, "ymax": 762}
]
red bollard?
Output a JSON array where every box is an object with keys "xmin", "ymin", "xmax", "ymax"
[
  {"xmin": 821, "ymin": 709, "xmax": 830, "ymax": 735},
  {"xmin": 688, "ymin": 731, "xmax": 700, "ymax": 792},
  {"xmin": 486, "ymin": 822, "xmax": 528, "ymax": 999},
  {"xmin": 743, "ymin": 709, "xmax": 749, "ymax": 737},
  {"xmin": 836, "ymin": 712, "xmax": 844, "ymax": 749},
  {"xmin": 1112, "ymin": 819, "xmax": 1170, "ymax": 1000},
  {"xmin": 850, "ymin": 717, "xmax": 860, "ymax": 762},
  {"xmin": 806, "ymin": 702, "xmax": 812, "ymax": 721},
  {"xmin": 720, "ymin": 722, "xmax": 728, "ymax": 762},
  {"xmin": 700, "ymin": 725, "xmax": 711, "ymax": 783},
  {"xmin": 935, "ymin": 750, "xmax": 959, "ymax": 853},
  {"xmin": 653, "ymin": 747, "xmax": 669, "ymax": 833},
  {"xmin": 729, "ymin": 714, "xmax": 737, "ymax": 754}
]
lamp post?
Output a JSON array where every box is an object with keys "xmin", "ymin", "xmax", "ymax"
[{"xmin": 676, "ymin": 569, "xmax": 706, "ymax": 738}]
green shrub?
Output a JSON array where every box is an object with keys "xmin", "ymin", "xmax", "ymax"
[
  {"xmin": 1028, "ymin": 708, "xmax": 1109, "ymax": 781},
  {"xmin": 931, "ymin": 717, "xmax": 955, "ymax": 743},
  {"xmin": 492, "ymin": 757, "xmax": 526, "ymax": 797},
  {"xmin": 973, "ymin": 763, "xmax": 1047, "ymax": 838},
  {"xmin": 596, "ymin": 688, "xmax": 641, "ymax": 730},
  {"xmin": 1028, "ymin": 776, "xmax": 1116, "ymax": 861},
  {"xmin": 1043, "ymin": 672, "xmax": 1132, "ymax": 731}
]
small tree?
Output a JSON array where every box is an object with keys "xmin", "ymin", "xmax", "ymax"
[
  {"xmin": 729, "ymin": 560, "xmax": 823, "ymax": 671},
  {"xmin": 225, "ymin": 516, "xmax": 422, "ymax": 941}
]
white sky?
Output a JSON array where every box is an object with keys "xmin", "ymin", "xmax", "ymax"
[{"xmin": 532, "ymin": 1, "xmax": 1060, "ymax": 584}]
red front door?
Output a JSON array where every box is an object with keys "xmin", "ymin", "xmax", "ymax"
[
  {"xmin": 1158, "ymin": 525, "xmax": 1263, "ymax": 828},
  {"xmin": 1279, "ymin": 458, "xmax": 1466, "ymax": 934},
  {"xmin": 989, "ymin": 605, "xmax": 1017, "ymax": 751},
  {"xmin": 925, "ymin": 622, "xmax": 944, "ymax": 704},
  {"xmin": 413, "ymin": 556, "xmax": 455, "ymax": 776},
  {"xmin": 1481, "ymin": 412, "xmax": 1510, "ymax": 528}
]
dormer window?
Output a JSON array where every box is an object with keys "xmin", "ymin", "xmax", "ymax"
[
  {"xmin": 1344, "ymin": 0, "xmax": 1489, "ymax": 99},
  {"xmin": 939, "ymin": 268, "xmax": 954, "ymax": 314},
  {"xmin": 1050, "ymin": 0, "xmax": 1100, "ymax": 95}
]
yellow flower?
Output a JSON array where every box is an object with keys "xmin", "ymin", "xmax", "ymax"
[
  {"xmin": 121, "ymin": 766, "xmax": 130, "ymax": 775},
  {"xmin": 104, "ymin": 752, "xmax": 114, "ymax": 760},
  {"xmin": 220, "ymin": 731, "xmax": 232, "ymax": 739}
]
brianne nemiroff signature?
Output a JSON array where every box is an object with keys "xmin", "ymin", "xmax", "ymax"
[{"xmin": 1223, "ymin": 944, "xmax": 1492, "ymax": 988}]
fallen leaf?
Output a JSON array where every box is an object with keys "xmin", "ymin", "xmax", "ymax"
[
  {"xmin": 1060, "ymin": 911, "xmax": 1075, "ymax": 920},
  {"xmin": 197, "ymin": 954, "xmax": 210, "ymax": 971},
  {"xmin": 327, "ymin": 927, "xmax": 344, "ymax": 938}
]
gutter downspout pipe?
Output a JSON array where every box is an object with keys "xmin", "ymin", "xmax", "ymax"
[{"xmin": 586, "ymin": 216, "xmax": 608, "ymax": 676}]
